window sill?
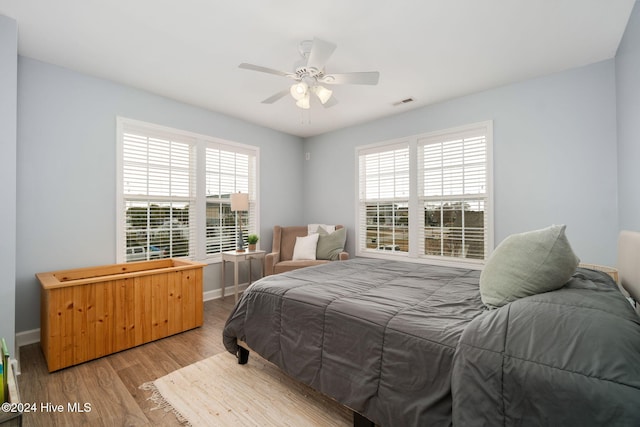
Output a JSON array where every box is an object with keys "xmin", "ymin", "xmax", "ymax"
[{"xmin": 356, "ymin": 250, "xmax": 484, "ymax": 270}]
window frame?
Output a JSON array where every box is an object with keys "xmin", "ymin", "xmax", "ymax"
[
  {"xmin": 355, "ymin": 121, "xmax": 493, "ymax": 269},
  {"xmin": 116, "ymin": 117, "xmax": 260, "ymax": 264},
  {"xmin": 357, "ymin": 139, "xmax": 411, "ymax": 255}
]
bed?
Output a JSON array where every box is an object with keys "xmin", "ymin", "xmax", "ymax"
[{"xmin": 223, "ymin": 229, "xmax": 640, "ymax": 426}]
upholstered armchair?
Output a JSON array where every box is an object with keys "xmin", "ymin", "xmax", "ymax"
[{"xmin": 265, "ymin": 225, "xmax": 349, "ymax": 276}]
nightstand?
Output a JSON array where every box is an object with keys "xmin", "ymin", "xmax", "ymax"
[{"xmin": 221, "ymin": 250, "xmax": 266, "ymax": 302}]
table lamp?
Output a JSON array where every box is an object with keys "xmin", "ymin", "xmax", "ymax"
[{"xmin": 230, "ymin": 192, "xmax": 249, "ymax": 252}]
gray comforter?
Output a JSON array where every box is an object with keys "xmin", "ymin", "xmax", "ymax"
[
  {"xmin": 452, "ymin": 267, "xmax": 640, "ymax": 426},
  {"xmin": 223, "ymin": 259, "xmax": 640, "ymax": 426}
]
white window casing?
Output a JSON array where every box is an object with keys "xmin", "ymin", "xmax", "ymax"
[
  {"xmin": 116, "ymin": 117, "xmax": 259, "ymax": 264},
  {"xmin": 355, "ymin": 121, "xmax": 493, "ymax": 268}
]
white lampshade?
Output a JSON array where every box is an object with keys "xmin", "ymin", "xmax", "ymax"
[
  {"xmin": 230, "ymin": 192, "xmax": 249, "ymax": 212},
  {"xmin": 296, "ymin": 93, "xmax": 310, "ymax": 109},
  {"xmin": 312, "ymin": 85, "xmax": 333, "ymax": 104},
  {"xmin": 290, "ymin": 82, "xmax": 308, "ymax": 101}
]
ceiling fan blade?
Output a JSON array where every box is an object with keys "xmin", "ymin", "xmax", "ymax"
[
  {"xmin": 261, "ymin": 89, "xmax": 290, "ymax": 104},
  {"xmin": 306, "ymin": 38, "xmax": 337, "ymax": 72},
  {"xmin": 320, "ymin": 71, "xmax": 380, "ymax": 85},
  {"xmin": 239, "ymin": 63, "xmax": 296, "ymax": 79}
]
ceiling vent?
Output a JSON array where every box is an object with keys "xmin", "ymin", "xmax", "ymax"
[{"xmin": 392, "ymin": 97, "xmax": 414, "ymax": 106}]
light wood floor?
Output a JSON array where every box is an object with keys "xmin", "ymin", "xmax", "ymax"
[{"xmin": 17, "ymin": 297, "xmax": 237, "ymax": 426}]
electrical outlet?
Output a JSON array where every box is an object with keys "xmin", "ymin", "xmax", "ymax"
[{"xmin": 305, "ymin": 152, "xmax": 311, "ymax": 161}]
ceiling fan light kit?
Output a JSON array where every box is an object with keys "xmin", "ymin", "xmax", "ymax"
[
  {"xmin": 312, "ymin": 85, "xmax": 333, "ymax": 104},
  {"xmin": 290, "ymin": 81, "xmax": 308, "ymax": 100},
  {"xmin": 296, "ymin": 95, "xmax": 310, "ymax": 109},
  {"xmin": 239, "ymin": 37, "xmax": 379, "ymax": 111}
]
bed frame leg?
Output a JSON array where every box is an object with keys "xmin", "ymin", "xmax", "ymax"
[
  {"xmin": 237, "ymin": 346, "xmax": 249, "ymax": 365},
  {"xmin": 353, "ymin": 411, "xmax": 374, "ymax": 427}
]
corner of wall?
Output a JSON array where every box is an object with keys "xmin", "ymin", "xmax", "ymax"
[{"xmin": 0, "ymin": 14, "xmax": 18, "ymax": 357}]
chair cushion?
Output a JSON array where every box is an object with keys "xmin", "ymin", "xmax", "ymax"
[
  {"xmin": 278, "ymin": 226, "xmax": 310, "ymax": 261},
  {"xmin": 275, "ymin": 225, "xmax": 346, "ymax": 262},
  {"xmin": 308, "ymin": 224, "xmax": 336, "ymax": 234},
  {"xmin": 292, "ymin": 233, "xmax": 319, "ymax": 260},
  {"xmin": 316, "ymin": 227, "xmax": 347, "ymax": 260},
  {"xmin": 274, "ymin": 260, "xmax": 330, "ymax": 274}
]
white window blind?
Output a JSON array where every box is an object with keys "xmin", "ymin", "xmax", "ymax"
[
  {"xmin": 418, "ymin": 128, "xmax": 488, "ymax": 261},
  {"xmin": 117, "ymin": 118, "xmax": 259, "ymax": 263},
  {"xmin": 358, "ymin": 143, "xmax": 410, "ymax": 254},
  {"xmin": 121, "ymin": 128, "xmax": 196, "ymax": 261},
  {"xmin": 356, "ymin": 122, "xmax": 492, "ymax": 266},
  {"xmin": 205, "ymin": 146, "xmax": 256, "ymax": 255}
]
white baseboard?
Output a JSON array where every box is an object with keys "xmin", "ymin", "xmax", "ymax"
[
  {"xmin": 15, "ymin": 284, "xmax": 248, "ymax": 349},
  {"xmin": 16, "ymin": 328, "xmax": 40, "ymax": 348},
  {"xmin": 204, "ymin": 282, "xmax": 249, "ymax": 301}
]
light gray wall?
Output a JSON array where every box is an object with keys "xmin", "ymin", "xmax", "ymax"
[
  {"xmin": 304, "ymin": 60, "xmax": 619, "ymax": 266},
  {"xmin": 16, "ymin": 57, "xmax": 304, "ymax": 333},
  {"xmin": 12, "ymin": 8, "xmax": 638, "ymax": 337},
  {"xmin": 616, "ymin": 0, "xmax": 640, "ymax": 232},
  {"xmin": 0, "ymin": 16, "xmax": 17, "ymax": 355}
]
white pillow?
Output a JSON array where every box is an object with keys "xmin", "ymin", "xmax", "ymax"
[
  {"xmin": 292, "ymin": 233, "xmax": 320, "ymax": 260},
  {"xmin": 308, "ymin": 224, "xmax": 336, "ymax": 234}
]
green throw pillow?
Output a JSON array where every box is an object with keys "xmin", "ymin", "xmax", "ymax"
[
  {"xmin": 479, "ymin": 224, "xmax": 580, "ymax": 309},
  {"xmin": 316, "ymin": 227, "xmax": 347, "ymax": 261}
]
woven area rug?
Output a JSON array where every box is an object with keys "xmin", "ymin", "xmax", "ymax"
[{"xmin": 140, "ymin": 351, "xmax": 351, "ymax": 426}]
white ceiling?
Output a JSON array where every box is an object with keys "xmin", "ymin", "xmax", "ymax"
[{"xmin": 1, "ymin": 1, "xmax": 636, "ymax": 137}]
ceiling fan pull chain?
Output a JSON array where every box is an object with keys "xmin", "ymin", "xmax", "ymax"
[{"xmin": 299, "ymin": 109, "xmax": 311, "ymax": 125}]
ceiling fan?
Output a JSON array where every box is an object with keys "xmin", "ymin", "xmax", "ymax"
[{"xmin": 239, "ymin": 37, "xmax": 380, "ymax": 109}]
